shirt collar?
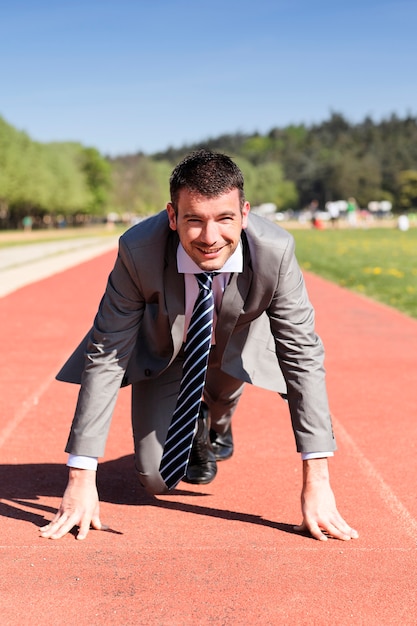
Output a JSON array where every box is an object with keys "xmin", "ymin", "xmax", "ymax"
[{"xmin": 177, "ymin": 241, "xmax": 243, "ymax": 274}]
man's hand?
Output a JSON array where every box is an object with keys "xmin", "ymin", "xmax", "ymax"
[
  {"xmin": 39, "ymin": 468, "xmax": 102, "ymax": 540},
  {"xmin": 296, "ymin": 458, "xmax": 359, "ymax": 541}
]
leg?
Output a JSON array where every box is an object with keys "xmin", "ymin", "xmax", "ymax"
[
  {"xmin": 184, "ymin": 348, "xmax": 245, "ymax": 483},
  {"xmin": 131, "ymin": 357, "xmax": 183, "ymax": 495},
  {"xmin": 203, "ymin": 347, "xmax": 245, "ymax": 462},
  {"xmin": 203, "ymin": 347, "xmax": 245, "ymax": 435}
]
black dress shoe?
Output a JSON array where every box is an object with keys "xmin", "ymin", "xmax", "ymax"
[
  {"xmin": 210, "ymin": 426, "xmax": 234, "ymax": 461},
  {"xmin": 183, "ymin": 403, "xmax": 217, "ymax": 485}
]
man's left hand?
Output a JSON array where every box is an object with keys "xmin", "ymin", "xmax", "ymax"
[{"xmin": 296, "ymin": 458, "xmax": 359, "ymax": 541}]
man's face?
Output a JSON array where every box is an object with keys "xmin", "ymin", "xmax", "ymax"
[{"xmin": 166, "ymin": 188, "xmax": 250, "ymax": 271}]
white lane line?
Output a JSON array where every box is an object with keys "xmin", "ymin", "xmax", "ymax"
[
  {"xmin": 0, "ymin": 373, "xmax": 55, "ymax": 450},
  {"xmin": 334, "ymin": 417, "xmax": 417, "ymax": 542}
]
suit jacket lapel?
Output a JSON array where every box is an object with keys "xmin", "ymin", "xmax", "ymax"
[
  {"xmin": 164, "ymin": 233, "xmax": 186, "ymax": 357},
  {"xmin": 215, "ymin": 237, "xmax": 253, "ymax": 355}
]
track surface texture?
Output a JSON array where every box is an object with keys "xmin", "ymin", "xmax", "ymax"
[{"xmin": 1, "ymin": 241, "xmax": 416, "ymax": 625}]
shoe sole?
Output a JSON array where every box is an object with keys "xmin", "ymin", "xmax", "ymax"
[{"xmin": 182, "ymin": 474, "xmax": 217, "ymax": 485}]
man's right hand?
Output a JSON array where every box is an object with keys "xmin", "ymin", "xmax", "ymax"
[{"xmin": 39, "ymin": 467, "xmax": 102, "ymax": 540}]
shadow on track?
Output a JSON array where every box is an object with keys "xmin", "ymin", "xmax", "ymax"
[{"xmin": 0, "ymin": 454, "xmax": 308, "ymax": 539}]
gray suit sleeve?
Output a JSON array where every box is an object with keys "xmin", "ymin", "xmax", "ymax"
[
  {"xmin": 267, "ymin": 236, "xmax": 336, "ymax": 454},
  {"xmin": 65, "ymin": 239, "xmax": 144, "ymax": 457}
]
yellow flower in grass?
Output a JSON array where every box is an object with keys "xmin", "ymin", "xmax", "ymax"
[
  {"xmin": 363, "ymin": 267, "xmax": 407, "ymax": 278},
  {"xmin": 387, "ymin": 268, "xmax": 404, "ymax": 278},
  {"xmin": 390, "ymin": 268, "xmax": 403, "ymax": 277}
]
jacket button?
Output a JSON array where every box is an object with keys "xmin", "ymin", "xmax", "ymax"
[{"xmin": 144, "ymin": 369, "xmax": 152, "ymax": 377}]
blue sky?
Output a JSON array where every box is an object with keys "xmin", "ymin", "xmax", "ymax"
[{"xmin": 1, "ymin": 0, "xmax": 416, "ymax": 156}]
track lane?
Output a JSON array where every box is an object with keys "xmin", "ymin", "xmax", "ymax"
[{"xmin": 1, "ymin": 247, "xmax": 416, "ymax": 624}]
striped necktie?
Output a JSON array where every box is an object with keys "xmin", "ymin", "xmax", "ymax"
[{"xmin": 159, "ymin": 272, "xmax": 215, "ymax": 489}]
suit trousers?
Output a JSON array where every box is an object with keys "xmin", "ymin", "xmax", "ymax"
[{"xmin": 131, "ymin": 345, "xmax": 245, "ymax": 494}]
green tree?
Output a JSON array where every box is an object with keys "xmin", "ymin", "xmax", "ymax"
[
  {"xmin": 250, "ymin": 162, "xmax": 298, "ymax": 209},
  {"xmin": 81, "ymin": 147, "xmax": 111, "ymax": 215},
  {"xmin": 398, "ymin": 170, "xmax": 417, "ymax": 210},
  {"xmin": 110, "ymin": 154, "xmax": 171, "ymax": 217}
]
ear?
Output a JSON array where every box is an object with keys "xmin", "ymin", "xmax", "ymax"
[
  {"xmin": 166, "ymin": 203, "xmax": 177, "ymax": 231},
  {"xmin": 241, "ymin": 201, "xmax": 250, "ymax": 229}
]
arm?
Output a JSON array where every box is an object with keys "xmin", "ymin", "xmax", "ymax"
[
  {"xmin": 41, "ymin": 239, "xmax": 145, "ymax": 540},
  {"xmin": 297, "ymin": 458, "xmax": 358, "ymax": 541},
  {"xmin": 65, "ymin": 240, "xmax": 145, "ymax": 457},
  {"xmin": 268, "ymin": 235, "xmax": 335, "ymax": 453},
  {"xmin": 266, "ymin": 237, "xmax": 357, "ymax": 539}
]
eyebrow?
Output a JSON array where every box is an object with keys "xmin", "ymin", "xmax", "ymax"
[{"xmin": 181, "ymin": 210, "xmax": 237, "ymax": 219}]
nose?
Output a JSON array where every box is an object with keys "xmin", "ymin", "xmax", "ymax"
[{"xmin": 200, "ymin": 221, "xmax": 218, "ymax": 245}]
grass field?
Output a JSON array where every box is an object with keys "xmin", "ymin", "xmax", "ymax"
[{"xmin": 290, "ymin": 226, "xmax": 417, "ymax": 319}]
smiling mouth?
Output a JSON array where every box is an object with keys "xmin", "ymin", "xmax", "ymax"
[{"xmin": 198, "ymin": 246, "xmax": 223, "ymax": 254}]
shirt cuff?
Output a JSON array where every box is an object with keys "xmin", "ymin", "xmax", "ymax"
[
  {"xmin": 67, "ymin": 454, "xmax": 98, "ymax": 470},
  {"xmin": 301, "ymin": 451, "xmax": 334, "ymax": 461}
]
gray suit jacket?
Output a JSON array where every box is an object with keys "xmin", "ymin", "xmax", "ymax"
[{"xmin": 60, "ymin": 211, "xmax": 335, "ymax": 457}]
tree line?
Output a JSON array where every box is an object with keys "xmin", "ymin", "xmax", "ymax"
[
  {"xmin": 1, "ymin": 112, "xmax": 417, "ymax": 229},
  {"xmin": 0, "ymin": 116, "xmax": 111, "ymax": 229}
]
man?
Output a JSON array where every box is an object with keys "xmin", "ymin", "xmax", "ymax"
[{"xmin": 40, "ymin": 150, "xmax": 358, "ymax": 542}]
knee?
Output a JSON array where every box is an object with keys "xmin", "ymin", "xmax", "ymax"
[{"xmin": 138, "ymin": 471, "xmax": 168, "ymax": 496}]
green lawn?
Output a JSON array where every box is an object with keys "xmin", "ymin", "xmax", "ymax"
[{"xmin": 290, "ymin": 227, "xmax": 417, "ymax": 319}]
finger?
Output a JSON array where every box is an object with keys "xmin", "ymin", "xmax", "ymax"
[
  {"xmin": 295, "ymin": 518, "xmax": 358, "ymax": 541},
  {"xmin": 39, "ymin": 510, "xmax": 63, "ymax": 531},
  {"xmin": 294, "ymin": 520, "xmax": 327, "ymax": 541},
  {"xmin": 293, "ymin": 521, "xmax": 309, "ymax": 534},
  {"xmin": 325, "ymin": 514, "xmax": 359, "ymax": 541},
  {"xmin": 335, "ymin": 516, "xmax": 359, "ymax": 540},
  {"xmin": 327, "ymin": 523, "xmax": 359, "ymax": 541},
  {"xmin": 39, "ymin": 522, "xmax": 54, "ymax": 533},
  {"xmin": 76, "ymin": 503, "xmax": 102, "ymax": 539},
  {"xmin": 90, "ymin": 516, "xmax": 102, "ymax": 531},
  {"xmin": 76, "ymin": 521, "xmax": 90, "ymax": 540},
  {"xmin": 40, "ymin": 513, "xmax": 78, "ymax": 540},
  {"xmin": 76, "ymin": 514, "xmax": 100, "ymax": 540},
  {"xmin": 39, "ymin": 513, "xmax": 67, "ymax": 537},
  {"xmin": 91, "ymin": 501, "xmax": 102, "ymax": 531},
  {"xmin": 306, "ymin": 520, "xmax": 328, "ymax": 541}
]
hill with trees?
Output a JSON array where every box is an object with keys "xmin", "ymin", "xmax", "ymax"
[
  {"xmin": 150, "ymin": 112, "xmax": 417, "ymax": 212},
  {"xmin": 1, "ymin": 112, "xmax": 417, "ymax": 229}
]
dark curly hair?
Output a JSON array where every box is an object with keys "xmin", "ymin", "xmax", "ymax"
[{"xmin": 169, "ymin": 149, "xmax": 245, "ymax": 213}]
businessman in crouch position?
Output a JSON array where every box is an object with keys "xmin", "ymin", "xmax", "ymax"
[{"xmin": 40, "ymin": 149, "xmax": 358, "ymax": 542}]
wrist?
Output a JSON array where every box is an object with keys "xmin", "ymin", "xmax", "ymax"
[
  {"xmin": 302, "ymin": 457, "xmax": 329, "ymax": 485},
  {"xmin": 68, "ymin": 467, "xmax": 97, "ymax": 482}
]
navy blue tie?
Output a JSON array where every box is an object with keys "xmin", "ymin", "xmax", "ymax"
[{"xmin": 159, "ymin": 272, "xmax": 215, "ymax": 489}]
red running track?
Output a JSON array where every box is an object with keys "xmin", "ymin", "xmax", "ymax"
[{"xmin": 1, "ymin": 249, "xmax": 416, "ymax": 625}]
